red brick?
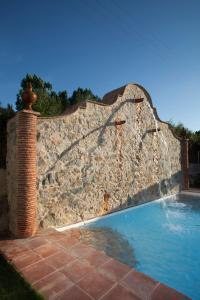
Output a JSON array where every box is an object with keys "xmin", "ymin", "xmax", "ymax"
[{"xmin": 16, "ymin": 111, "xmax": 38, "ymax": 238}]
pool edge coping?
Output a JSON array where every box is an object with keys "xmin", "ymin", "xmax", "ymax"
[{"xmin": 56, "ymin": 193, "xmax": 179, "ymax": 232}]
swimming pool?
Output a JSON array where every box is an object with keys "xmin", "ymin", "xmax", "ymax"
[{"xmin": 81, "ymin": 193, "xmax": 200, "ymax": 299}]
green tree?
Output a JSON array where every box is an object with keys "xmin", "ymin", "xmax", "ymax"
[
  {"xmin": 15, "ymin": 74, "xmax": 69, "ymax": 116},
  {"xmin": 168, "ymin": 120, "xmax": 192, "ymax": 139},
  {"xmin": 69, "ymin": 87, "xmax": 100, "ymax": 105},
  {"xmin": 169, "ymin": 120, "xmax": 200, "ymax": 163},
  {"xmin": 0, "ymin": 103, "xmax": 15, "ymax": 168}
]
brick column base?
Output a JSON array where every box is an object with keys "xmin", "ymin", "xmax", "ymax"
[
  {"xmin": 182, "ymin": 138, "xmax": 189, "ymax": 190},
  {"xmin": 16, "ymin": 110, "xmax": 39, "ymax": 238}
]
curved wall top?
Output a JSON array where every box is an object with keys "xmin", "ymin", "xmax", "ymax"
[{"xmin": 38, "ymin": 83, "xmax": 180, "ymax": 141}]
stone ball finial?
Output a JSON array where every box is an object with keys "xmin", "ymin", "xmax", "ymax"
[{"xmin": 22, "ymin": 82, "xmax": 37, "ymax": 110}]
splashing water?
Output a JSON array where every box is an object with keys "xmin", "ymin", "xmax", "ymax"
[
  {"xmin": 83, "ymin": 194, "xmax": 200, "ymax": 299},
  {"xmin": 145, "ymin": 101, "xmax": 173, "ymax": 196}
]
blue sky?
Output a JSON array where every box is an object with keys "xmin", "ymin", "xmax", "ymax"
[{"xmin": 0, "ymin": 0, "xmax": 199, "ymax": 131}]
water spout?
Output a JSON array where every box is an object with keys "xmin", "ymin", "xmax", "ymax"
[
  {"xmin": 146, "ymin": 128, "xmax": 161, "ymax": 134},
  {"xmin": 146, "ymin": 101, "xmax": 173, "ymax": 197},
  {"xmin": 115, "ymin": 120, "xmax": 126, "ymax": 126}
]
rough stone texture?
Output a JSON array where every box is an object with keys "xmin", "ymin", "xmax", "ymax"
[
  {"xmin": 0, "ymin": 169, "xmax": 8, "ymax": 232},
  {"xmin": 6, "ymin": 116, "xmax": 18, "ymax": 234},
  {"xmin": 36, "ymin": 84, "xmax": 183, "ymax": 228}
]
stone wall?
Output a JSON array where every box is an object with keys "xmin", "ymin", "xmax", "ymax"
[
  {"xmin": 6, "ymin": 116, "xmax": 18, "ymax": 234},
  {"xmin": 36, "ymin": 84, "xmax": 183, "ymax": 228},
  {"xmin": 0, "ymin": 169, "xmax": 8, "ymax": 232}
]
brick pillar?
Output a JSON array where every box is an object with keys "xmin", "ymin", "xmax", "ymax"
[
  {"xmin": 16, "ymin": 110, "xmax": 39, "ymax": 238},
  {"xmin": 182, "ymin": 137, "xmax": 189, "ymax": 190}
]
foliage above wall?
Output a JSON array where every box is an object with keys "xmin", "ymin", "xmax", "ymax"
[
  {"xmin": 15, "ymin": 74, "xmax": 69, "ymax": 116},
  {"xmin": 69, "ymin": 87, "xmax": 100, "ymax": 105},
  {"xmin": 0, "ymin": 74, "xmax": 100, "ymax": 168},
  {"xmin": 0, "ymin": 104, "xmax": 15, "ymax": 168},
  {"xmin": 169, "ymin": 120, "xmax": 200, "ymax": 163},
  {"xmin": 15, "ymin": 74, "xmax": 100, "ymax": 116},
  {"xmin": 0, "ymin": 75, "xmax": 200, "ymax": 168}
]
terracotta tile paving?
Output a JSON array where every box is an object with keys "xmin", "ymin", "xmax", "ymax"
[
  {"xmin": 99, "ymin": 258, "xmax": 131, "ymax": 281},
  {"xmin": 33, "ymin": 271, "xmax": 74, "ymax": 299},
  {"xmin": 46, "ymin": 232, "xmax": 67, "ymax": 242},
  {"xmin": 70, "ymin": 242, "xmax": 96, "ymax": 258},
  {"xmin": 70, "ymin": 229, "xmax": 81, "ymax": 239},
  {"xmin": 33, "ymin": 243, "xmax": 61, "ymax": 258},
  {"xmin": 120, "ymin": 269, "xmax": 158, "ymax": 299},
  {"xmin": 21, "ymin": 260, "xmax": 56, "ymax": 284},
  {"xmin": 84, "ymin": 249, "xmax": 111, "ymax": 267},
  {"xmin": 25, "ymin": 236, "xmax": 50, "ymax": 249},
  {"xmin": 101, "ymin": 284, "xmax": 141, "ymax": 300},
  {"xmin": 0, "ymin": 228, "xmax": 191, "ymax": 300},
  {"xmin": 43, "ymin": 250, "xmax": 76, "ymax": 269},
  {"xmin": 55, "ymin": 285, "xmax": 93, "ymax": 300},
  {"xmin": 78, "ymin": 270, "xmax": 115, "ymax": 299},
  {"xmin": 57, "ymin": 236, "xmax": 80, "ymax": 249},
  {"xmin": 60, "ymin": 259, "xmax": 95, "ymax": 283},
  {"xmin": 1, "ymin": 242, "xmax": 30, "ymax": 259},
  {"xmin": 150, "ymin": 283, "xmax": 191, "ymax": 300},
  {"xmin": 12, "ymin": 250, "xmax": 42, "ymax": 270}
]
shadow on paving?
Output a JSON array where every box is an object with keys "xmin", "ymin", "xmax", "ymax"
[{"xmin": 0, "ymin": 255, "xmax": 44, "ymax": 300}]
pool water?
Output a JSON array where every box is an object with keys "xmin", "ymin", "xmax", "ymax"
[{"xmin": 83, "ymin": 194, "xmax": 200, "ymax": 299}]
